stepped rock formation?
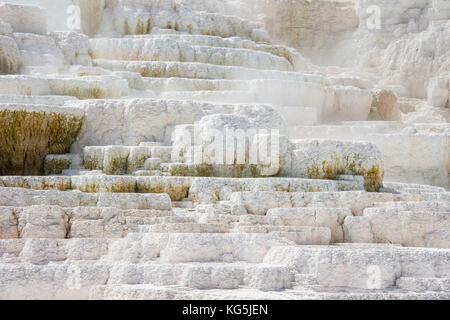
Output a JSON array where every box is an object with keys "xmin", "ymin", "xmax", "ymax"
[{"xmin": 0, "ymin": 0, "xmax": 448, "ymax": 300}]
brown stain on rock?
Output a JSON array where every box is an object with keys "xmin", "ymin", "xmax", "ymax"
[{"xmin": 0, "ymin": 109, "xmax": 82, "ymax": 175}]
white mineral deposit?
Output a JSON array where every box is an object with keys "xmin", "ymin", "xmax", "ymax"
[{"xmin": 0, "ymin": 0, "xmax": 448, "ymax": 300}]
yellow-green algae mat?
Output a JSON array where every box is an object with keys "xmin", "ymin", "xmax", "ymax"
[{"xmin": 0, "ymin": 108, "xmax": 82, "ymax": 175}]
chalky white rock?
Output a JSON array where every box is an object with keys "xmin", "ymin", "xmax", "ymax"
[{"xmin": 0, "ymin": 0, "xmax": 448, "ymax": 300}]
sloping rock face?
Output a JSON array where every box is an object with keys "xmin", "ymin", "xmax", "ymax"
[{"xmin": 0, "ymin": 0, "xmax": 448, "ymax": 300}]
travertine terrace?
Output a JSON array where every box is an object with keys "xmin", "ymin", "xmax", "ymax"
[{"xmin": 0, "ymin": 0, "xmax": 449, "ymax": 300}]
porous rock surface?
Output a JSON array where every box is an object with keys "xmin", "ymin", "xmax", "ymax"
[{"xmin": 0, "ymin": 0, "xmax": 448, "ymax": 300}]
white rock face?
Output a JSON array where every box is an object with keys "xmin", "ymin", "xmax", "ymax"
[
  {"xmin": 50, "ymin": 32, "xmax": 93, "ymax": 66},
  {"xmin": 266, "ymin": 208, "xmax": 352, "ymax": 243},
  {"xmin": 72, "ymin": 98, "xmax": 284, "ymax": 150},
  {"xmin": 13, "ymin": 33, "xmax": 66, "ymax": 71},
  {"xmin": 321, "ymin": 86, "xmax": 373, "ymax": 122},
  {"xmin": 90, "ymin": 37, "xmax": 293, "ymax": 71},
  {"xmin": 0, "ymin": 3, "xmax": 47, "ymax": 34},
  {"xmin": 76, "ymin": 0, "xmax": 105, "ymax": 36},
  {"xmin": 0, "ymin": 0, "xmax": 448, "ymax": 301},
  {"xmin": 290, "ymin": 124, "xmax": 449, "ymax": 188},
  {"xmin": 345, "ymin": 206, "xmax": 450, "ymax": 248},
  {"xmin": 427, "ymin": 77, "xmax": 450, "ymax": 108},
  {"xmin": 254, "ymin": 0, "xmax": 449, "ymax": 103},
  {"xmin": 379, "ymin": 20, "xmax": 450, "ymax": 99},
  {"xmin": 0, "ymin": 35, "xmax": 22, "ymax": 74},
  {"xmin": 290, "ymin": 139, "xmax": 384, "ymax": 191}
]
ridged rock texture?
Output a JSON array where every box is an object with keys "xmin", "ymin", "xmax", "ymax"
[
  {"xmin": 0, "ymin": 106, "xmax": 82, "ymax": 175},
  {"xmin": 0, "ymin": 0, "xmax": 448, "ymax": 300}
]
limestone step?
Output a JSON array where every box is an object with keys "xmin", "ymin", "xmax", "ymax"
[
  {"xmin": 390, "ymin": 187, "xmax": 449, "ymax": 195},
  {"xmin": 0, "ymin": 104, "xmax": 84, "ymax": 176},
  {"xmin": 89, "ymin": 283, "xmax": 450, "ymax": 300},
  {"xmin": 160, "ymin": 162, "xmax": 288, "ymax": 178},
  {"xmin": 289, "ymin": 291, "xmax": 450, "ymax": 300},
  {"xmin": 158, "ymin": 86, "xmax": 371, "ymax": 123},
  {"xmin": 13, "ymin": 29, "xmax": 91, "ymax": 69},
  {"xmin": 290, "ymin": 126, "xmax": 449, "ymax": 189},
  {"xmin": 0, "ymin": 94, "xmax": 77, "ymax": 105},
  {"xmin": 0, "ymin": 175, "xmax": 193, "ymax": 201},
  {"xmin": 138, "ymin": 141, "xmax": 164, "ymax": 147},
  {"xmin": 82, "ymin": 145, "xmax": 172, "ymax": 174},
  {"xmin": 106, "ymin": 233, "xmax": 293, "ymax": 264},
  {"xmin": 290, "ymin": 122, "xmax": 450, "ymax": 140},
  {"xmin": 68, "ymin": 65, "xmax": 112, "ymax": 77},
  {"xmin": 0, "ymin": 175, "xmax": 370, "ymax": 204},
  {"xmin": 64, "ymin": 98, "xmax": 285, "ymax": 150},
  {"xmin": 396, "ymin": 277, "xmax": 450, "ymax": 292},
  {"xmin": 60, "ymin": 169, "xmax": 104, "ymax": 176},
  {"xmin": 144, "ymin": 77, "xmax": 323, "ymax": 96},
  {"xmin": 402, "ymin": 99, "xmax": 449, "ymax": 124},
  {"xmin": 135, "ymin": 218, "xmax": 198, "ymax": 233},
  {"xmin": 159, "ymin": 90, "xmax": 323, "ymax": 113},
  {"xmin": 123, "ymin": 34, "xmax": 297, "ymax": 64},
  {"xmin": 197, "ymin": 212, "xmax": 241, "ymax": 225},
  {"xmin": 106, "ymin": 262, "xmax": 293, "ymax": 291},
  {"xmin": 101, "ymin": 6, "xmax": 267, "ymax": 41},
  {"xmin": 171, "ymin": 200, "xmax": 194, "ymax": 209},
  {"xmin": 148, "ymin": 28, "xmax": 183, "ymax": 35},
  {"xmin": 160, "ymin": 89, "xmax": 256, "ymax": 103},
  {"xmin": 140, "ymin": 223, "xmax": 231, "ymax": 234},
  {"xmin": 238, "ymin": 212, "xmax": 350, "ymax": 244},
  {"xmin": 0, "ymin": 262, "xmax": 109, "ymax": 300},
  {"xmin": 71, "ymin": 216, "xmax": 198, "ymax": 239},
  {"xmin": 0, "ymin": 102, "xmax": 83, "ymax": 117},
  {"xmin": 233, "ymin": 225, "xmax": 332, "ymax": 245},
  {"xmin": 290, "ymin": 122, "xmax": 405, "ymax": 139},
  {"xmin": 383, "ymin": 182, "xmax": 448, "ymax": 194},
  {"xmin": 293, "ymin": 274, "xmax": 319, "ymax": 287},
  {"xmin": 263, "ymin": 245, "xmax": 450, "ymax": 290},
  {"xmin": 276, "ymin": 106, "xmax": 318, "ymax": 126},
  {"xmin": 2, "ymin": 176, "xmax": 445, "ymax": 210},
  {"xmin": 93, "ymin": 59, "xmax": 323, "ymax": 82},
  {"xmin": 45, "ymin": 75, "xmax": 128, "ymax": 99},
  {"xmin": 264, "ymin": 207, "xmax": 353, "ymax": 243},
  {"xmin": 412, "ymin": 123, "xmax": 450, "ymax": 134},
  {"xmin": 0, "ymin": 176, "xmax": 73, "ymax": 191},
  {"xmin": 344, "ymin": 208, "xmax": 450, "ymax": 248},
  {"xmin": 133, "ymin": 170, "xmax": 167, "ymax": 176},
  {"xmin": 0, "ymin": 205, "xmax": 175, "ymax": 239},
  {"xmin": 0, "ymin": 238, "xmax": 109, "ymax": 264},
  {"xmin": 188, "ymin": 177, "xmax": 366, "ymax": 205},
  {"xmin": 149, "ymin": 0, "xmax": 254, "ymax": 18},
  {"xmin": 0, "ymin": 75, "xmax": 128, "ymax": 99},
  {"xmin": 142, "ymin": 158, "xmax": 162, "ymax": 171},
  {"xmin": 0, "ymin": 262, "xmax": 284, "ymax": 299},
  {"xmin": 412, "ymin": 193, "xmax": 450, "ymax": 202},
  {"xmin": 44, "ymin": 154, "xmax": 83, "ymax": 175},
  {"xmin": 372, "ymin": 201, "xmax": 450, "ymax": 211},
  {"xmin": 0, "ymin": 187, "xmax": 172, "ymax": 210},
  {"xmin": 228, "ymin": 191, "xmax": 430, "ymax": 216},
  {"xmin": 71, "ymin": 175, "xmax": 192, "ymax": 200},
  {"xmin": 1, "ymin": 239, "xmax": 448, "ymax": 299},
  {"xmin": 90, "ymin": 38, "xmax": 292, "ymax": 71}
]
